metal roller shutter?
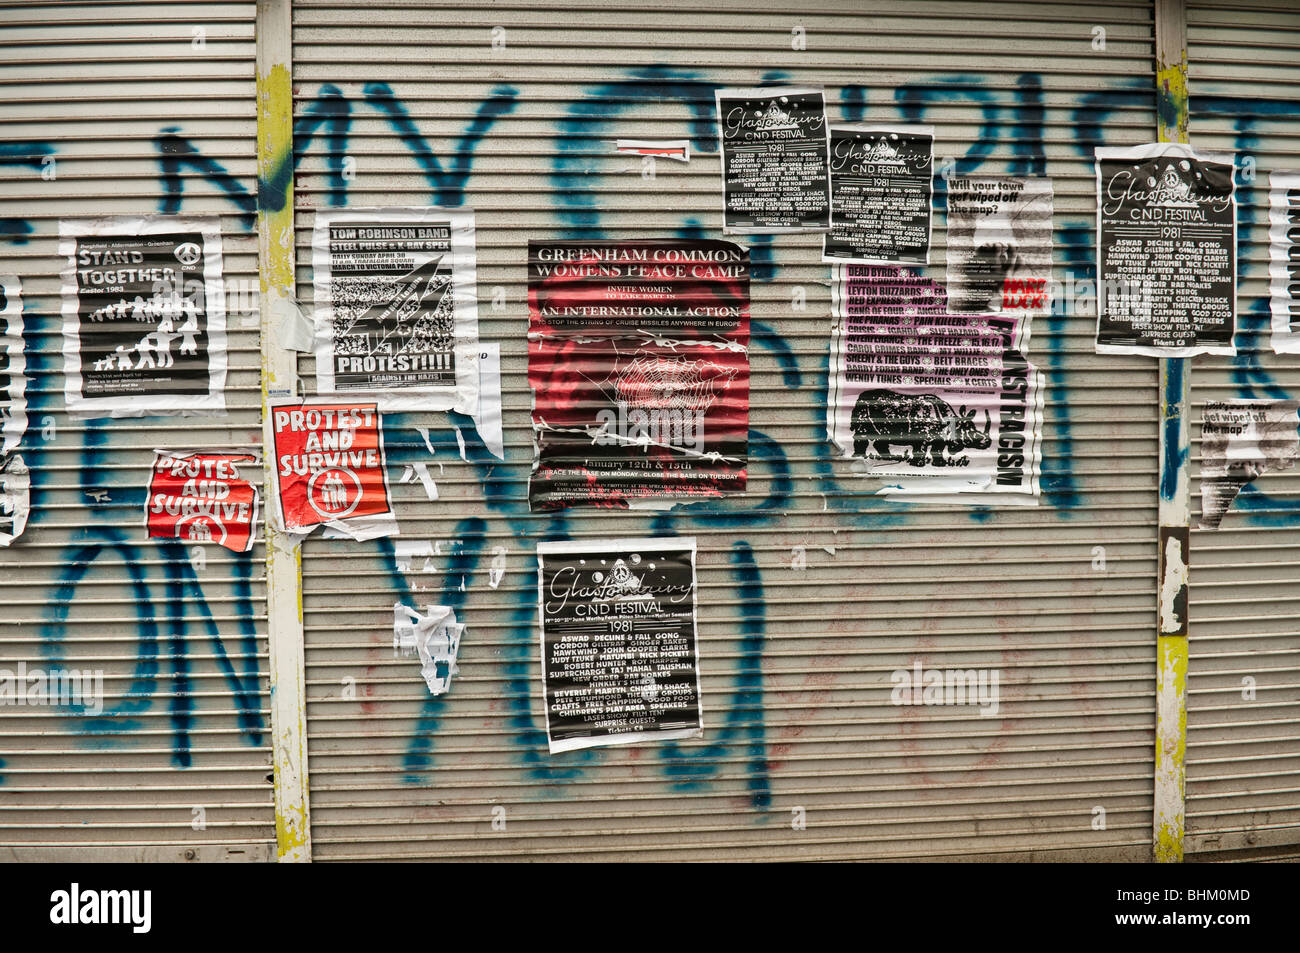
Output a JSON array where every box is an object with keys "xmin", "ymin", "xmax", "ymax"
[
  {"xmin": 0, "ymin": 1, "xmax": 274, "ymax": 861},
  {"xmin": 292, "ymin": 0, "xmax": 1161, "ymax": 861},
  {"xmin": 1184, "ymin": 0, "xmax": 1300, "ymax": 858}
]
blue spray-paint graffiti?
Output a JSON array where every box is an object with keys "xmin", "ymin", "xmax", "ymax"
[
  {"xmin": 1191, "ymin": 94, "xmax": 1300, "ymax": 524},
  {"xmin": 157, "ymin": 128, "xmax": 258, "ymax": 229},
  {"xmin": 250, "ymin": 73, "xmax": 1148, "ymax": 805},
  {"xmin": 4, "ymin": 125, "xmax": 274, "ymax": 782},
  {"xmin": 0, "ymin": 142, "xmax": 56, "ymax": 244},
  {"xmin": 1161, "ymin": 357, "xmax": 1188, "ymax": 505},
  {"xmin": 291, "ymin": 84, "xmax": 352, "ymax": 207},
  {"xmin": 10, "ymin": 64, "xmax": 1295, "ymax": 808},
  {"xmin": 658, "ymin": 541, "xmax": 771, "ymax": 811}
]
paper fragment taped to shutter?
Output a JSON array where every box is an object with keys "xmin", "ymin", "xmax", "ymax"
[{"xmin": 393, "ymin": 603, "xmax": 465, "ymax": 695}]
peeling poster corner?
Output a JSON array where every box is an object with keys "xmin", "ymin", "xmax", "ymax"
[
  {"xmin": 393, "ymin": 603, "xmax": 465, "ymax": 695},
  {"xmin": 266, "ymin": 286, "xmax": 316, "ymax": 353},
  {"xmin": 1198, "ymin": 399, "xmax": 1300, "ymax": 531}
]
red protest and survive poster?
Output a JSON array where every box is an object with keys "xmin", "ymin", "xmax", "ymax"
[
  {"xmin": 270, "ymin": 402, "xmax": 393, "ymax": 533},
  {"xmin": 146, "ymin": 450, "xmax": 258, "ymax": 552}
]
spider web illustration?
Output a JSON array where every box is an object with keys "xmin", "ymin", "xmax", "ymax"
[{"xmin": 606, "ymin": 355, "xmax": 738, "ymax": 411}]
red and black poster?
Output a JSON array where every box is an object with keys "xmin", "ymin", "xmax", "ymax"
[
  {"xmin": 146, "ymin": 450, "xmax": 258, "ymax": 552},
  {"xmin": 270, "ymin": 401, "xmax": 397, "ymax": 541},
  {"xmin": 527, "ymin": 240, "xmax": 750, "ymax": 510}
]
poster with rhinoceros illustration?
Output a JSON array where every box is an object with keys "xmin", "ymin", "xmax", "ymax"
[{"xmin": 829, "ymin": 265, "xmax": 1044, "ymax": 500}]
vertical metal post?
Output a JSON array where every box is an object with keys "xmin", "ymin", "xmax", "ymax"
[
  {"xmin": 1153, "ymin": 0, "xmax": 1190, "ymax": 864},
  {"xmin": 257, "ymin": 0, "xmax": 311, "ymax": 862}
]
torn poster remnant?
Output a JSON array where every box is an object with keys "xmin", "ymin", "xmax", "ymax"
[
  {"xmin": 537, "ymin": 537, "xmax": 703, "ymax": 754},
  {"xmin": 399, "ymin": 462, "xmax": 439, "ymax": 501},
  {"xmin": 1199, "ymin": 399, "xmax": 1299, "ymax": 530},
  {"xmin": 393, "ymin": 539, "xmax": 438, "ymax": 574},
  {"xmin": 312, "ymin": 206, "xmax": 480, "ymax": 413},
  {"xmin": 270, "ymin": 401, "xmax": 397, "ymax": 541},
  {"xmin": 6, "ymin": 276, "xmax": 40, "ymax": 543},
  {"xmin": 393, "ymin": 603, "xmax": 465, "ymax": 695},
  {"xmin": 1, "ymin": 275, "xmax": 26, "ymax": 456},
  {"xmin": 0, "ymin": 453, "xmax": 29, "ymax": 546},
  {"xmin": 60, "ymin": 215, "xmax": 228, "ymax": 417},
  {"xmin": 470, "ymin": 342, "xmax": 504, "ymax": 461},
  {"xmin": 146, "ymin": 449, "xmax": 258, "ymax": 552},
  {"xmin": 614, "ymin": 139, "xmax": 690, "ymax": 162},
  {"xmin": 1268, "ymin": 170, "xmax": 1300, "ymax": 354}
]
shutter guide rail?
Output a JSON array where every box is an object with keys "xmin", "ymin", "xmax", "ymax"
[{"xmin": 258, "ymin": 0, "xmax": 313, "ymax": 863}]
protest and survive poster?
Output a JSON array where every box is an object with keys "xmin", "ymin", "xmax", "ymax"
[
  {"xmin": 715, "ymin": 86, "xmax": 831, "ymax": 233},
  {"xmin": 1199, "ymin": 399, "xmax": 1300, "ymax": 531},
  {"xmin": 945, "ymin": 176, "xmax": 1054, "ymax": 316},
  {"xmin": 537, "ymin": 537, "xmax": 703, "ymax": 754},
  {"xmin": 312, "ymin": 207, "xmax": 480, "ymax": 413},
  {"xmin": 60, "ymin": 216, "xmax": 227, "ymax": 417},
  {"xmin": 1268, "ymin": 170, "xmax": 1300, "ymax": 354},
  {"xmin": 1095, "ymin": 143, "xmax": 1237, "ymax": 356},
  {"xmin": 146, "ymin": 450, "xmax": 258, "ymax": 553},
  {"xmin": 270, "ymin": 401, "xmax": 397, "ymax": 541},
  {"xmin": 829, "ymin": 266, "xmax": 1044, "ymax": 499},
  {"xmin": 527, "ymin": 240, "xmax": 750, "ymax": 510},
  {"xmin": 823, "ymin": 124, "xmax": 934, "ymax": 265}
]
